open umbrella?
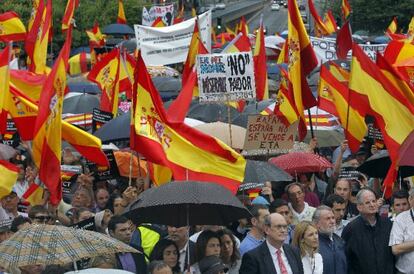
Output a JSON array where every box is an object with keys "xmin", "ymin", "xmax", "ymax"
[
  {"xmin": 0, "ymin": 224, "xmax": 138, "ymax": 271},
  {"xmin": 357, "ymin": 150, "xmax": 414, "ymax": 178},
  {"xmin": 243, "ymin": 99, "xmax": 276, "ymax": 114},
  {"xmin": 269, "ymin": 152, "xmax": 332, "ymax": 175},
  {"xmin": 103, "ymin": 24, "xmax": 135, "ymax": 35},
  {"xmin": 244, "ymin": 160, "xmax": 292, "ymax": 183},
  {"xmin": 125, "ymin": 181, "xmax": 251, "ymax": 226},
  {"xmin": 152, "ymin": 76, "xmax": 182, "ymax": 92},
  {"xmin": 62, "ymin": 93, "xmax": 100, "ymax": 114},
  {"xmin": 187, "ymin": 103, "xmax": 240, "ymax": 123},
  {"xmin": 194, "ymin": 121, "xmax": 246, "ymax": 149}
]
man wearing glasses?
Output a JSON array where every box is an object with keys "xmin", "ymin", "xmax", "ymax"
[
  {"xmin": 28, "ymin": 205, "xmax": 53, "ymax": 224},
  {"xmin": 240, "ymin": 213, "xmax": 304, "ymax": 274}
]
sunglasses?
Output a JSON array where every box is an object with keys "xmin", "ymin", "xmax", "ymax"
[{"xmin": 34, "ymin": 215, "xmax": 51, "ymax": 222}]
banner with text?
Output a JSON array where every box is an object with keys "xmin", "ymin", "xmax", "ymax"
[
  {"xmin": 244, "ymin": 115, "xmax": 296, "ymax": 151},
  {"xmin": 310, "ymin": 37, "xmax": 387, "ymax": 64},
  {"xmin": 135, "ymin": 11, "xmax": 211, "ymax": 66},
  {"xmin": 142, "ymin": 4, "xmax": 175, "ymax": 26},
  {"xmin": 197, "ymin": 52, "xmax": 256, "ymax": 102}
]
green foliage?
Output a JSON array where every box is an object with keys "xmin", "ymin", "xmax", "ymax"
[
  {"xmin": 325, "ymin": 0, "xmax": 413, "ymax": 35},
  {"xmin": 1, "ymin": 0, "xmax": 150, "ymax": 55}
]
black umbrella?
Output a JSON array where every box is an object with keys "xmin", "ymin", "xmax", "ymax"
[
  {"xmin": 231, "ymin": 112, "xmax": 249, "ymax": 128},
  {"xmin": 244, "ymin": 160, "xmax": 292, "ymax": 183},
  {"xmin": 187, "ymin": 103, "xmax": 240, "ymax": 123},
  {"xmin": 152, "ymin": 76, "xmax": 182, "ymax": 92},
  {"xmin": 94, "ymin": 111, "xmax": 130, "ymax": 142},
  {"xmin": 125, "ymin": 181, "xmax": 251, "ymax": 226},
  {"xmin": 243, "ymin": 99, "xmax": 276, "ymax": 114},
  {"xmin": 63, "ymin": 93, "xmax": 100, "ymax": 114},
  {"xmin": 103, "ymin": 24, "xmax": 135, "ymax": 35},
  {"xmin": 356, "ymin": 150, "xmax": 414, "ymax": 178},
  {"xmin": 68, "ymin": 82, "xmax": 101, "ymax": 94}
]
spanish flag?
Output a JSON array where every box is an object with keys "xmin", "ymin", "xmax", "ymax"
[
  {"xmin": 22, "ymin": 182, "xmax": 44, "ymax": 206},
  {"xmin": 88, "ymin": 48, "xmax": 121, "ymax": 116},
  {"xmin": 25, "ymin": 0, "xmax": 52, "ymax": 74},
  {"xmin": 86, "ymin": 22, "xmax": 106, "ymax": 48},
  {"xmin": 68, "ymin": 52, "xmax": 90, "ymax": 76},
  {"xmin": 341, "ymin": 0, "xmax": 351, "ymax": 20},
  {"xmin": 119, "ymin": 52, "xmax": 136, "ymax": 99},
  {"xmin": 0, "ymin": 160, "xmax": 18, "ymax": 199},
  {"xmin": 349, "ymin": 43, "xmax": 414, "ymax": 197},
  {"xmin": 317, "ymin": 63, "xmax": 339, "ymax": 117},
  {"xmin": 386, "ymin": 17, "xmax": 398, "ymax": 35},
  {"xmin": 237, "ymin": 16, "xmax": 249, "ymax": 37},
  {"xmin": 329, "ymin": 61, "xmax": 349, "ymax": 82},
  {"xmin": 151, "ymin": 17, "xmax": 166, "ymax": 28},
  {"xmin": 323, "ymin": 11, "xmax": 338, "ymax": 35},
  {"xmin": 131, "ymin": 52, "xmax": 246, "ymax": 193},
  {"xmin": 408, "ymin": 16, "xmax": 414, "ymax": 39},
  {"xmin": 181, "ymin": 22, "xmax": 208, "ymax": 96},
  {"xmin": 0, "ymin": 12, "xmax": 27, "ymax": 42},
  {"xmin": 253, "ymin": 22, "xmax": 269, "ymax": 100},
  {"xmin": 117, "ymin": 0, "xmax": 127, "ymax": 24},
  {"xmin": 319, "ymin": 63, "xmax": 366, "ymax": 152},
  {"xmin": 308, "ymin": 0, "xmax": 336, "ymax": 36},
  {"xmin": 32, "ymin": 27, "xmax": 72, "ymax": 205},
  {"xmin": 28, "ymin": 0, "xmax": 41, "ymax": 33},
  {"xmin": 0, "ymin": 45, "xmax": 10, "ymax": 133},
  {"xmin": 224, "ymin": 32, "xmax": 251, "ymax": 53},
  {"xmin": 10, "ymin": 69, "xmax": 46, "ymax": 102},
  {"xmin": 287, "ymin": 0, "xmax": 318, "ymax": 140},
  {"xmin": 62, "ymin": 0, "xmax": 79, "ymax": 31}
]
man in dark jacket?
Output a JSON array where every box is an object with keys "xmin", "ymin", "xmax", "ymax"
[
  {"xmin": 240, "ymin": 213, "xmax": 303, "ymax": 274},
  {"xmin": 313, "ymin": 205, "xmax": 347, "ymax": 274},
  {"xmin": 108, "ymin": 215, "xmax": 147, "ymax": 273},
  {"xmin": 342, "ymin": 188, "xmax": 395, "ymax": 274}
]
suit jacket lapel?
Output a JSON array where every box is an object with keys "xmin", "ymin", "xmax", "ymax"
[{"xmin": 260, "ymin": 243, "xmax": 277, "ymax": 274}]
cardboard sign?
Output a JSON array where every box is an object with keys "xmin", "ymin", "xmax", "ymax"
[
  {"xmin": 244, "ymin": 115, "xmax": 296, "ymax": 151},
  {"xmin": 197, "ymin": 52, "xmax": 256, "ymax": 102},
  {"xmin": 135, "ymin": 11, "xmax": 211, "ymax": 66},
  {"xmin": 142, "ymin": 4, "xmax": 175, "ymax": 26},
  {"xmin": 86, "ymin": 150, "xmax": 120, "ymax": 181},
  {"xmin": 92, "ymin": 108, "xmax": 113, "ymax": 133}
]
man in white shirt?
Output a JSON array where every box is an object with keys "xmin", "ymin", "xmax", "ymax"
[
  {"xmin": 286, "ymin": 183, "xmax": 316, "ymax": 225},
  {"xmin": 389, "ymin": 188, "xmax": 414, "ymax": 274},
  {"xmin": 240, "ymin": 213, "xmax": 304, "ymax": 274}
]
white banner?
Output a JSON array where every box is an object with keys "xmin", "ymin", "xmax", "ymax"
[
  {"xmin": 142, "ymin": 4, "xmax": 175, "ymax": 26},
  {"xmin": 197, "ymin": 52, "xmax": 256, "ymax": 102},
  {"xmin": 310, "ymin": 37, "xmax": 388, "ymax": 64},
  {"xmin": 135, "ymin": 11, "xmax": 211, "ymax": 66}
]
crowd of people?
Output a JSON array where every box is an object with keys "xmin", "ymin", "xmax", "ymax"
[{"xmin": 1, "ymin": 137, "xmax": 414, "ymax": 274}]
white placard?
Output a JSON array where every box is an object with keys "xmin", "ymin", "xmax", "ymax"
[
  {"xmin": 135, "ymin": 11, "xmax": 211, "ymax": 66},
  {"xmin": 142, "ymin": 4, "xmax": 175, "ymax": 26},
  {"xmin": 310, "ymin": 36, "xmax": 388, "ymax": 64},
  {"xmin": 197, "ymin": 52, "xmax": 256, "ymax": 102}
]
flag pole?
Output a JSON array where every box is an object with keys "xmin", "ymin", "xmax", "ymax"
[{"xmin": 226, "ymin": 94, "xmax": 233, "ymax": 148}]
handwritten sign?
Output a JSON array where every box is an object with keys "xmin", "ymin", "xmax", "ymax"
[
  {"xmin": 244, "ymin": 115, "xmax": 296, "ymax": 151},
  {"xmin": 197, "ymin": 52, "xmax": 256, "ymax": 102}
]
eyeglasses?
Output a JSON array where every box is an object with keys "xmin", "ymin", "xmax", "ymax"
[
  {"xmin": 271, "ymin": 225, "xmax": 289, "ymax": 231},
  {"xmin": 34, "ymin": 215, "xmax": 51, "ymax": 222}
]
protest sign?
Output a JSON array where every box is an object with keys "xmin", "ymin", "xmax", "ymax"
[
  {"xmin": 135, "ymin": 11, "xmax": 211, "ymax": 66},
  {"xmin": 92, "ymin": 108, "xmax": 113, "ymax": 133},
  {"xmin": 244, "ymin": 115, "xmax": 296, "ymax": 151},
  {"xmin": 142, "ymin": 4, "xmax": 175, "ymax": 26},
  {"xmin": 86, "ymin": 150, "xmax": 120, "ymax": 181},
  {"xmin": 310, "ymin": 37, "xmax": 387, "ymax": 64},
  {"xmin": 197, "ymin": 52, "xmax": 256, "ymax": 102}
]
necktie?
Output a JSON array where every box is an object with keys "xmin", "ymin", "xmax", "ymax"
[{"xmin": 276, "ymin": 249, "xmax": 288, "ymax": 274}]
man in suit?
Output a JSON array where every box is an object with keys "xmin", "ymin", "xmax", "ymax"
[
  {"xmin": 240, "ymin": 213, "xmax": 304, "ymax": 274},
  {"xmin": 108, "ymin": 215, "xmax": 147, "ymax": 273}
]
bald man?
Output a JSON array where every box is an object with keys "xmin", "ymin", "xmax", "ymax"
[{"xmin": 240, "ymin": 213, "xmax": 304, "ymax": 274}]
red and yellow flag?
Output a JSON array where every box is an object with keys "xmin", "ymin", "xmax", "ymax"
[
  {"xmin": 117, "ymin": 0, "xmax": 127, "ymax": 24},
  {"xmin": 349, "ymin": 43, "xmax": 414, "ymax": 197},
  {"xmin": 151, "ymin": 17, "xmax": 166, "ymax": 28},
  {"xmin": 287, "ymin": 0, "xmax": 318, "ymax": 140},
  {"xmin": 10, "ymin": 69, "xmax": 46, "ymax": 102},
  {"xmin": 88, "ymin": 48, "xmax": 121, "ymax": 116},
  {"xmin": 86, "ymin": 22, "xmax": 106, "ymax": 48},
  {"xmin": 173, "ymin": 4, "xmax": 185, "ymax": 25},
  {"xmin": 0, "ymin": 12, "xmax": 27, "ymax": 42},
  {"xmin": 25, "ymin": 0, "xmax": 52, "ymax": 74},
  {"xmin": 32, "ymin": 27, "xmax": 72, "ymax": 205},
  {"xmin": 131, "ymin": 52, "xmax": 246, "ymax": 193},
  {"xmin": 253, "ymin": 23, "xmax": 269, "ymax": 100},
  {"xmin": 28, "ymin": 0, "xmax": 41, "ymax": 32},
  {"xmin": 386, "ymin": 17, "xmax": 398, "ymax": 35},
  {"xmin": 308, "ymin": 0, "xmax": 336, "ymax": 36},
  {"xmin": 0, "ymin": 160, "xmax": 18, "ymax": 199},
  {"xmin": 68, "ymin": 52, "xmax": 90, "ymax": 76},
  {"xmin": 237, "ymin": 16, "xmax": 249, "ymax": 37},
  {"xmin": 62, "ymin": 0, "xmax": 79, "ymax": 31},
  {"xmin": 0, "ymin": 45, "xmax": 10, "ymax": 133},
  {"xmin": 408, "ymin": 16, "xmax": 414, "ymax": 39},
  {"xmin": 319, "ymin": 63, "xmax": 366, "ymax": 152},
  {"xmin": 336, "ymin": 20, "xmax": 353, "ymax": 60},
  {"xmin": 22, "ymin": 182, "xmax": 44, "ymax": 206},
  {"xmin": 317, "ymin": 64, "xmax": 338, "ymax": 117},
  {"xmin": 182, "ymin": 22, "xmax": 208, "ymax": 84},
  {"xmin": 341, "ymin": 0, "xmax": 351, "ymax": 19}
]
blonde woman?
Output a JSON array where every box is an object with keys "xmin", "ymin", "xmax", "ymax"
[{"xmin": 292, "ymin": 221, "xmax": 323, "ymax": 274}]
